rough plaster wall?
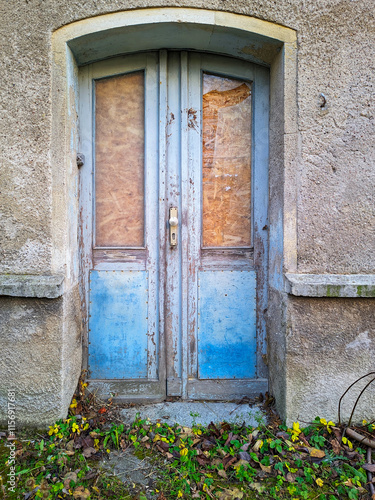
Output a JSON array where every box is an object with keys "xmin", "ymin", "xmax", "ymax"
[
  {"xmin": 0, "ymin": 0, "xmax": 374, "ymax": 275},
  {"xmin": 0, "ymin": 297, "xmax": 68, "ymax": 427},
  {"xmin": 296, "ymin": 5, "xmax": 375, "ymax": 273},
  {"xmin": 0, "ymin": 5, "xmax": 52, "ymax": 274},
  {"xmin": 286, "ymin": 297, "xmax": 375, "ymax": 424},
  {"xmin": 0, "ymin": 0, "xmax": 374, "ymax": 426},
  {"xmin": 61, "ymin": 285, "xmax": 82, "ymax": 407},
  {"xmin": 266, "ymin": 289, "xmax": 287, "ymax": 417}
]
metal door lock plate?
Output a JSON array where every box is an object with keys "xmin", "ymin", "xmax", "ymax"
[{"xmin": 169, "ymin": 207, "xmax": 178, "ymax": 246}]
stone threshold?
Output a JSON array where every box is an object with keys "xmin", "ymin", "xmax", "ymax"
[
  {"xmin": 120, "ymin": 401, "xmax": 265, "ymax": 428},
  {"xmin": 0, "ymin": 274, "xmax": 64, "ymax": 298},
  {"xmin": 285, "ymin": 273, "xmax": 375, "ymax": 298}
]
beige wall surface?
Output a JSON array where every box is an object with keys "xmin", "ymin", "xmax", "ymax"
[
  {"xmin": 0, "ymin": 1, "xmax": 374, "ymax": 274},
  {"xmin": 0, "ymin": 0, "xmax": 374, "ymax": 426}
]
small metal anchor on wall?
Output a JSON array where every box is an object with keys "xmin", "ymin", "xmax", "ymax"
[
  {"xmin": 319, "ymin": 93, "xmax": 327, "ymax": 111},
  {"xmin": 77, "ymin": 153, "xmax": 85, "ymax": 168}
]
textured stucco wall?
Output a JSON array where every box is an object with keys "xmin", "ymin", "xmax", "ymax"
[
  {"xmin": 0, "ymin": 0, "xmax": 374, "ymax": 426},
  {"xmin": 0, "ymin": 296, "xmax": 67, "ymax": 426},
  {"xmin": 286, "ymin": 298, "xmax": 375, "ymax": 424},
  {"xmin": 1, "ymin": 1, "xmax": 374, "ymax": 275}
]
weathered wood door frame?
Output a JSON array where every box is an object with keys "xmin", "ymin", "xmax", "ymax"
[
  {"xmin": 79, "ymin": 50, "xmax": 269, "ymax": 401},
  {"xmin": 79, "ymin": 53, "xmax": 166, "ymax": 400}
]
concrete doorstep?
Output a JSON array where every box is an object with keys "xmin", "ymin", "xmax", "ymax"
[
  {"xmin": 100, "ymin": 401, "xmax": 265, "ymax": 496},
  {"xmin": 120, "ymin": 401, "xmax": 265, "ymax": 428}
]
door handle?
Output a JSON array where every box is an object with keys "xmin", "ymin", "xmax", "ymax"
[{"xmin": 169, "ymin": 207, "xmax": 178, "ymax": 247}]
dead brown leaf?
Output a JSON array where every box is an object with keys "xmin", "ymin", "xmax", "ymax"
[
  {"xmin": 202, "ymin": 439, "xmax": 215, "ymax": 451},
  {"xmin": 332, "ymin": 427, "xmax": 342, "ymax": 441},
  {"xmin": 82, "ymin": 470, "xmax": 98, "ymax": 481},
  {"xmin": 224, "ymin": 455, "xmax": 237, "ymax": 470},
  {"xmin": 224, "ymin": 433, "xmax": 233, "ymax": 447},
  {"xmin": 63, "ymin": 472, "xmax": 77, "ymax": 490},
  {"xmin": 72, "ymin": 486, "xmax": 90, "ymax": 499},
  {"xmin": 218, "ymin": 487, "xmax": 244, "ymax": 499},
  {"xmin": 331, "ymin": 438, "xmax": 342, "ymax": 455},
  {"xmin": 238, "ymin": 451, "xmax": 251, "ymax": 462},
  {"xmin": 232, "ymin": 459, "xmax": 249, "ymax": 468},
  {"xmin": 259, "ymin": 463, "xmax": 272, "ymax": 473},
  {"xmin": 197, "ymin": 455, "xmax": 210, "ymax": 466},
  {"xmin": 286, "ymin": 472, "xmax": 296, "ymax": 483},
  {"xmin": 249, "ymin": 482, "xmax": 265, "ymax": 493},
  {"xmin": 218, "ymin": 468, "xmax": 227, "ymax": 479},
  {"xmin": 82, "ymin": 446, "xmax": 97, "ymax": 458},
  {"xmin": 66, "ymin": 440, "xmax": 75, "ymax": 452},
  {"xmin": 363, "ymin": 463, "xmax": 375, "ymax": 473}
]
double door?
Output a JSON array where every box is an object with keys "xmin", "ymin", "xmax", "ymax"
[{"xmin": 79, "ymin": 51, "xmax": 269, "ymax": 400}]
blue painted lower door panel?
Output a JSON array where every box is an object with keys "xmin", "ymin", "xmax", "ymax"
[
  {"xmin": 197, "ymin": 270, "xmax": 257, "ymax": 379},
  {"xmin": 89, "ymin": 270, "xmax": 149, "ymax": 379}
]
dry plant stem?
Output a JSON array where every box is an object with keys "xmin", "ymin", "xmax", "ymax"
[
  {"xmin": 338, "ymin": 372, "xmax": 375, "ymax": 426},
  {"xmin": 367, "ymin": 447, "xmax": 375, "ymax": 497},
  {"xmin": 345, "ymin": 428, "xmax": 375, "ymax": 449},
  {"xmin": 348, "ymin": 376, "xmax": 375, "ymax": 428}
]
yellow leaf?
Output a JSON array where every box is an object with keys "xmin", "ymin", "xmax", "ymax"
[
  {"xmin": 180, "ymin": 448, "xmax": 188, "ymax": 456},
  {"xmin": 316, "ymin": 478, "xmax": 324, "ymax": 487},
  {"xmin": 309, "ymin": 448, "xmax": 325, "ymax": 458},
  {"xmin": 292, "ymin": 422, "xmax": 301, "ymax": 434},
  {"xmin": 253, "ymin": 439, "xmax": 263, "ymax": 452}
]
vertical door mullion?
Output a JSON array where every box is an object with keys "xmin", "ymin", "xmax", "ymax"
[
  {"xmin": 78, "ymin": 64, "xmax": 94, "ymax": 366},
  {"xmin": 252, "ymin": 65, "xmax": 269, "ymax": 379},
  {"xmin": 158, "ymin": 50, "xmax": 168, "ymax": 387},
  {"xmin": 180, "ymin": 51, "xmax": 189, "ymax": 398},
  {"xmin": 165, "ymin": 52, "xmax": 183, "ymax": 395},
  {"xmin": 186, "ymin": 53, "xmax": 202, "ymax": 386},
  {"xmin": 145, "ymin": 52, "xmax": 160, "ymax": 380}
]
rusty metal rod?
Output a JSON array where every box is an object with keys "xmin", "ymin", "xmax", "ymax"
[
  {"xmin": 348, "ymin": 376, "xmax": 375, "ymax": 428},
  {"xmin": 345, "ymin": 428, "xmax": 375, "ymax": 449},
  {"xmin": 367, "ymin": 447, "xmax": 375, "ymax": 497},
  {"xmin": 338, "ymin": 372, "xmax": 375, "ymax": 426}
]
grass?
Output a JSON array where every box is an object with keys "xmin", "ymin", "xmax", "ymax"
[{"xmin": 0, "ymin": 382, "xmax": 373, "ymax": 499}]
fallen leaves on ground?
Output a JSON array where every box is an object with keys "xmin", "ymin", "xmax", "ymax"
[{"xmin": 0, "ymin": 377, "xmax": 373, "ymax": 500}]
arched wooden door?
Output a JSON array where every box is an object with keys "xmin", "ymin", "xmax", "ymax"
[{"xmin": 79, "ymin": 51, "xmax": 269, "ymax": 401}]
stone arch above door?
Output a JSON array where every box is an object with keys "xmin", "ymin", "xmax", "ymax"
[{"xmin": 51, "ymin": 8, "xmax": 297, "ymax": 416}]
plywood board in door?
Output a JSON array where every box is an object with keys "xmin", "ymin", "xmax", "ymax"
[
  {"xmin": 202, "ymin": 74, "xmax": 252, "ymax": 247},
  {"xmin": 95, "ymin": 72, "xmax": 145, "ymax": 247}
]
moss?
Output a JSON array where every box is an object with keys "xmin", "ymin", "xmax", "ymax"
[
  {"xmin": 357, "ymin": 285, "xmax": 375, "ymax": 297},
  {"xmin": 326, "ymin": 285, "xmax": 341, "ymax": 297}
]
